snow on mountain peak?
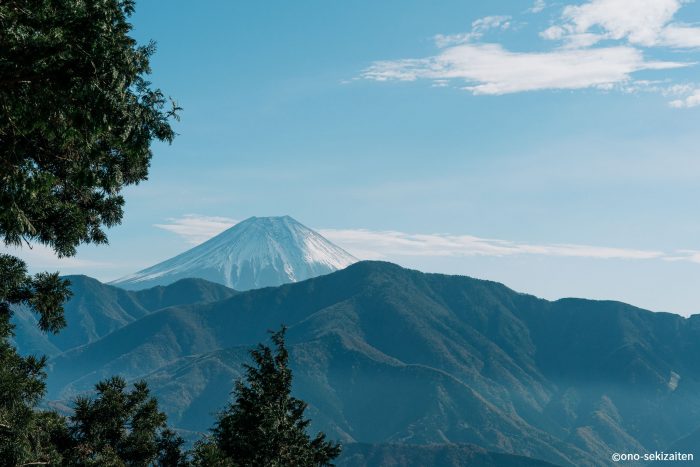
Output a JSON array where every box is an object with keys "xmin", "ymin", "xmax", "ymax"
[{"xmin": 110, "ymin": 216, "xmax": 358, "ymax": 291}]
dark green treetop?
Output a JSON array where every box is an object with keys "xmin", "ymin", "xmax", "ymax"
[
  {"xmin": 1, "ymin": 0, "xmax": 178, "ymax": 464},
  {"xmin": 64, "ymin": 376, "xmax": 186, "ymax": 466},
  {"xmin": 0, "ymin": 254, "xmax": 72, "ymax": 464},
  {"xmin": 208, "ymin": 327, "xmax": 341, "ymax": 467},
  {"xmin": 0, "ymin": 0, "xmax": 180, "ymax": 257}
]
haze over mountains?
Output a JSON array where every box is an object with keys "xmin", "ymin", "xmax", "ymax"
[
  {"xmin": 19, "ymin": 262, "xmax": 697, "ymax": 466},
  {"xmin": 110, "ymin": 216, "xmax": 357, "ymax": 291},
  {"xmin": 12, "ymin": 276, "xmax": 237, "ymax": 357},
  {"xmin": 11, "ymin": 215, "xmax": 700, "ymax": 466}
]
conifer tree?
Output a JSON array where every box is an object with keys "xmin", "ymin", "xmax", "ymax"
[
  {"xmin": 1, "ymin": 0, "xmax": 180, "ymax": 258},
  {"xmin": 209, "ymin": 327, "xmax": 341, "ymax": 467},
  {"xmin": 0, "ymin": 254, "xmax": 72, "ymax": 464},
  {"xmin": 64, "ymin": 376, "xmax": 187, "ymax": 466},
  {"xmin": 0, "ymin": 0, "xmax": 179, "ymax": 463}
]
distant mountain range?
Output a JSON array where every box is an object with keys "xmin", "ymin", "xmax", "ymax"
[
  {"xmin": 12, "ymin": 276, "xmax": 237, "ymax": 357},
  {"xmin": 11, "ymin": 216, "xmax": 700, "ymax": 466},
  {"xmin": 12, "ymin": 262, "xmax": 697, "ymax": 466},
  {"xmin": 110, "ymin": 216, "xmax": 357, "ymax": 291}
]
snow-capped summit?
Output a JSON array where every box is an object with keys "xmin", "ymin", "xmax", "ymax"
[{"xmin": 110, "ymin": 216, "xmax": 358, "ymax": 291}]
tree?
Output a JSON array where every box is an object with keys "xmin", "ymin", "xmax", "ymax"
[
  {"xmin": 189, "ymin": 436, "xmax": 233, "ymax": 467},
  {"xmin": 207, "ymin": 327, "xmax": 341, "ymax": 467},
  {"xmin": 1, "ymin": 0, "xmax": 180, "ymax": 257},
  {"xmin": 0, "ymin": 0, "xmax": 179, "ymax": 464},
  {"xmin": 0, "ymin": 254, "xmax": 72, "ymax": 464},
  {"xmin": 62, "ymin": 376, "xmax": 187, "ymax": 466}
]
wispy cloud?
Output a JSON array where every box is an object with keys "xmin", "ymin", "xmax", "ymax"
[
  {"xmin": 362, "ymin": 43, "xmax": 684, "ymax": 95},
  {"xmin": 435, "ymin": 16, "xmax": 511, "ymax": 47},
  {"xmin": 153, "ymin": 215, "xmax": 237, "ymax": 245},
  {"xmin": 669, "ymin": 88, "xmax": 700, "ymax": 107},
  {"xmin": 528, "ymin": 0, "xmax": 547, "ymax": 14},
  {"xmin": 319, "ymin": 228, "xmax": 667, "ymax": 261},
  {"xmin": 361, "ymin": 0, "xmax": 699, "ymax": 103},
  {"xmin": 665, "ymin": 250, "xmax": 700, "ymax": 263},
  {"xmin": 1, "ymin": 244, "xmax": 112, "ymax": 270},
  {"xmin": 152, "ymin": 215, "xmax": 700, "ymax": 265}
]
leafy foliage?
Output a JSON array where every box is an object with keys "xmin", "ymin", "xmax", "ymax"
[
  {"xmin": 208, "ymin": 327, "xmax": 341, "ymax": 467},
  {"xmin": 189, "ymin": 436, "xmax": 233, "ymax": 467},
  {"xmin": 0, "ymin": 0, "xmax": 180, "ymax": 257},
  {"xmin": 0, "ymin": 0, "xmax": 178, "ymax": 464},
  {"xmin": 0, "ymin": 254, "xmax": 72, "ymax": 334},
  {"xmin": 2, "ymin": 3, "xmax": 341, "ymax": 465},
  {"xmin": 63, "ymin": 376, "xmax": 187, "ymax": 466},
  {"xmin": 0, "ymin": 254, "xmax": 71, "ymax": 464}
]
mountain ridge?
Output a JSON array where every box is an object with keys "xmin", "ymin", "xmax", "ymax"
[
  {"xmin": 12, "ymin": 275, "xmax": 237, "ymax": 356},
  {"xmin": 44, "ymin": 261, "xmax": 700, "ymax": 466}
]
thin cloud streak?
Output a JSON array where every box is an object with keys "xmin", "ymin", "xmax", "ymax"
[
  {"xmin": 529, "ymin": 0, "xmax": 546, "ymax": 14},
  {"xmin": 153, "ymin": 214, "xmax": 238, "ymax": 245},
  {"xmin": 434, "ymin": 16, "xmax": 511, "ymax": 47},
  {"xmin": 1, "ymin": 244, "xmax": 112, "ymax": 270},
  {"xmin": 319, "ymin": 228, "xmax": 668, "ymax": 261},
  {"xmin": 151, "ymin": 214, "xmax": 698, "ymax": 264}
]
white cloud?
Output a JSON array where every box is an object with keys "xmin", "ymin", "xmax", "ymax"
[
  {"xmin": 662, "ymin": 83, "xmax": 696, "ymax": 96},
  {"xmin": 543, "ymin": 0, "xmax": 700, "ymax": 48},
  {"xmin": 529, "ymin": 0, "xmax": 546, "ymax": 14},
  {"xmin": 363, "ymin": 0, "xmax": 700, "ymax": 102},
  {"xmin": 152, "ymin": 215, "xmax": 700, "ymax": 266},
  {"xmin": 666, "ymin": 250, "xmax": 700, "ymax": 263},
  {"xmin": 433, "ymin": 33, "xmax": 474, "ymax": 49},
  {"xmin": 661, "ymin": 24, "xmax": 700, "ymax": 48},
  {"xmin": 362, "ymin": 43, "xmax": 686, "ymax": 95},
  {"xmin": 154, "ymin": 215, "xmax": 237, "ymax": 245},
  {"xmin": 669, "ymin": 88, "xmax": 700, "ymax": 107},
  {"xmin": 540, "ymin": 27, "xmax": 605, "ymax": 48},
  {"xmin": 1, "ymin": 244, "xmax": 111, "ymax": 270},
  {"xmin": 472, "ymin": 15, "xmax": 512, "ymax": 34},
  {"xmin": 319, "ymin": 228, "xmax": 666, "ymax": 261},
  {"xmin": 434, "ymin": 15, "xmax": 511, "ymax": 47}
]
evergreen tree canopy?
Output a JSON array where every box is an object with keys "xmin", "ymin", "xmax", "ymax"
[
  {"xmin": 0, "ymin": 254, "xmax": 71, "ymax": 464},
  {"xmin": 211, "ymin": 327, "xmax": 341, "ymax": 467},
  {"xmin": 0, "ymin": 0, "xmax": 178, "ymax": 464},
  {"xmin": 0, "ymin": 0, "xmax": 180, "ymax": 257},
  {"xmin": 65, "ymin": 376, "xmax": 186, "ymax": 466}
]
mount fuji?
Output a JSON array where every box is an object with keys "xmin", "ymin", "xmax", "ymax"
[{"xmin": 110, "ymin": 216, "xmax": 358, "ymax": 291}]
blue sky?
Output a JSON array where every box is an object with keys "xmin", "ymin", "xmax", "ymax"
[{"xmin": 8, "ymin": 0, "xmax": 700, "ymax": 315}]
